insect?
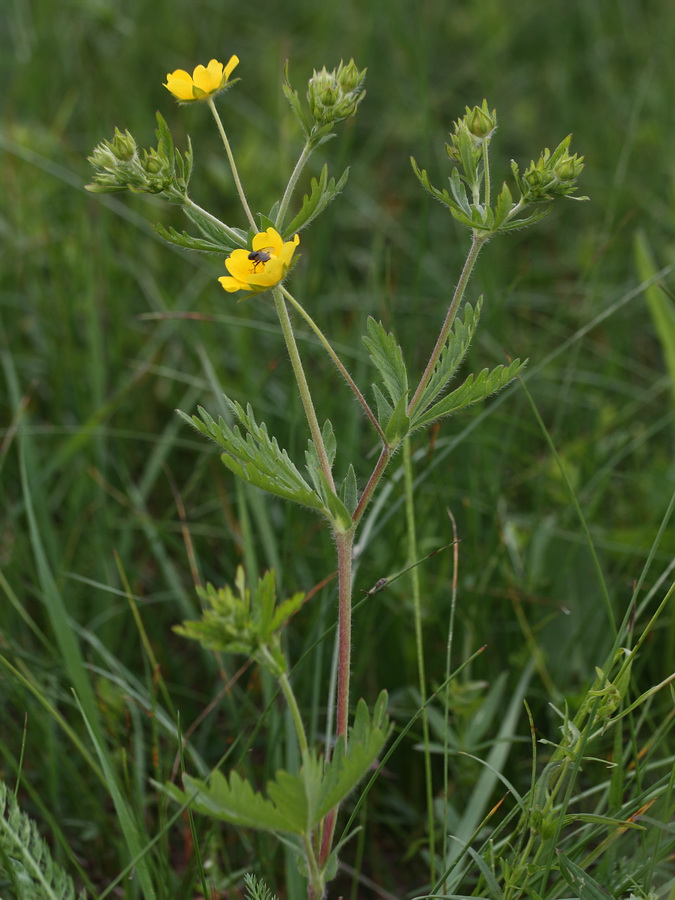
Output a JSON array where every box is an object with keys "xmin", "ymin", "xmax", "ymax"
[{"xmin": 248, "ymin": 247, "xmax": 274, "ymax": 271}]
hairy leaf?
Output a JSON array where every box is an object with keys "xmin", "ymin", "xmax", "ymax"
[
  {"xmin": 411, "ymin": 358, "xmax": 526, "ymax": 431},
  {"xmin": 362, "ymin": 318, "xmax": 408, "ymax": 407},
  {"xmin": 284, "ymin": 164, "xmax": 350, "ymax": 236},
  {"xmin": 412, "ymin": 298, "xmax": 483, "ymax": 416},
  {"xmin": 317, "ymin": 691, "xmax": 390, "ymax": 818},
  {"xmin": 178, "ymin": 402, "xmax": 325, "ymax": 513}
]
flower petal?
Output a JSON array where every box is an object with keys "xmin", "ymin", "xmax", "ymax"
[
  {"xmin": 219, "ymin": 275, "xmax": 250, "ymax": 292},
  {"xmin": 223, "ymin": 55, "xmax": 240, "ymax": 81},
  {"xmin": 252, "ymin": 227, "xmax": 283, "ymax": 255},
  {"xmin": 164, "ymin": 70, "xmax": 195, "ymax": 100}
]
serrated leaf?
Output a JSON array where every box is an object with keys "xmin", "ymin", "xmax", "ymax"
[
  {"xmin": 493, "ymin": 181, "xmax": 514, "ymax": 229},
  {"xmin": 556, "ymin": 851, "xmax": 612, "ymax": 900},
  {"xmin": 412, "ymin": 298, "xmax": 483, "ymax": 416},
  {"xmin": 178, "ymin": 403, "xmax": 325, "ymax": 513},
  {"xmin": 411, "ymin": 157, "xmax": 458, "ymax": 214},
  {"xmin": 317, "ymin": 691, "xmax": 390, "ymax": 818},
  {"xmin": 371, "ymin": 383, "xmax": 393, "ymax": 425},
  {"xmin": 449, "ymin": 168, "xmax": 472, "ymax": 215},
  {"xmin": 304, "ymin": 437, "xmax": 352, "ymax": 531},
  {"xmin": 411, "ymin": 358, "xmax": 526, "ymax": 431},
  {"xmin": 153, "ymin": 221, "xmax": 233, "ymax": 254},
  {"xmin": 183, "ymin": 205, "xmax": 248, "ymax": 250},
  {"xmin": 284, "ymin": 165, "xmax": 349, "ymax": 236},
  {"xmin": 340, "ymin": 464, "xmax": 358, "ymax": 515},
  {"xmin": 165, "ymin": 771, "xmax": 300, "ymax": 834},
  {"xmin": 362, "ymin": 318, "xmax": 408, "ymax": 406},
  {"xmin": 383, "ymin": 393, "xmax": 410, "ymax": 445}
]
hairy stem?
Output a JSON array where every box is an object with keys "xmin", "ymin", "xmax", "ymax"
[
  {"xmin": 319, "ymin": 527, "xmax": 355, "ymax": 869},
  {"xmin": 275, "ymin": 140, "xmax": 314, "ymax": 230},
  {"xmin": 273, "ymin": 288, "xmax": 335, "ymax": 490},
  {"xmin": 279, "ymin": 285, "xmax": 385, "ymax": 442},
  {"xmin": 207, "ymin": 98, "xmax": 258, "ymax": 232},
  {"xmin": 407, "ymin": 232, "xmax": 487, "ymax": 418}
]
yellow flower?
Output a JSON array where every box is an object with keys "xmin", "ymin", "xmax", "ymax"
[
  {"xmin": 219, "ymin": 228, "xmax": 300, "ymax": 295},
  {"xmin": 164, "ymin": 56, "xmax": 239, "ymax": 102}
]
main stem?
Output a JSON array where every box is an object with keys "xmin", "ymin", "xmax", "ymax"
[
  {"xmin": 319, "ymin": 527, "xmax": 355, "ymax": 869},
  {"xmin": 207, "ymin": 98, "xmax": 258, "ymax": 233}
]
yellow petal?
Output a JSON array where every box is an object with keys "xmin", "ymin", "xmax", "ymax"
[
  {"xmin": 252, "ymin": 227, "xmax": 283, "ymax": 255},
  {"xmin": 219, "ymin": 275, "xmax": 250, "ymax": 292},
  {"xmin": 164, "ymin": 71, "xmax": 196, "ymax": 100},
  {"xmin": 225, "ymin": 249, "xmax": 254, "ymax": 280},
  {"xmin": 223, "ymin": 55, "xmax": 240, "ymax": 81}
]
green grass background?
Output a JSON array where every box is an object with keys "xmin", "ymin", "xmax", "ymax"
[{"xmin": 1, "ymin": 0, "xmax": 674, "ymax": 897}]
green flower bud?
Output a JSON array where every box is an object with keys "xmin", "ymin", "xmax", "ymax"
[
  {"xmin": 306, "ymin": 60, "xmax": 366, "ymax": 128},
  {"xmin": 336, "ymin": 58, "xmax": 366, "ymax": 93},
  {"xmin": 465, "ymin": 100, "xmax": 497, "ymax": 139},
  {"xmin": 110, "ymin": 127, "xmax": 137, "ymax": 161}
]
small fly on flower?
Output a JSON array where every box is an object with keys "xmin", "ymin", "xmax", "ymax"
[{"xmin": 248, "ymin": 247, "xmax": 274, "ymax": 271}]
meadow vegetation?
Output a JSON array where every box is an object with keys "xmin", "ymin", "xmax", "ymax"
[{"xmin": 1, "ymin": 0, "xmax": 673, "ymax": 898}]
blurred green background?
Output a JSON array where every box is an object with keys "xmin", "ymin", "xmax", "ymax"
[{"xmin": 1, "ymin": 0, "xmax": 674, "ymax": 896}]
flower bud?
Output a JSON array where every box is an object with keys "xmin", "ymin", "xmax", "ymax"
[
  {"xmin": 306, "ymin": 60, "xmax": 366, "ymax": 129},
  {"xmin": 336, "ymin": 58, "xmax": 365, "ymax": 93},
  {"xmin": 465, "ymin": 101, "xmax": 497, "ymax": 139},
  {"xmin": 110, "ymin": 128, "xmax": 137, "ymax": 161}
]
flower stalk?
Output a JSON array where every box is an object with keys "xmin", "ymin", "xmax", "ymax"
[{"xmin": 207, "ymin": 97, "xmax": 258, "ymax": 232}]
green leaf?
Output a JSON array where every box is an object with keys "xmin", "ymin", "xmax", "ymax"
[
  {"xmin": 164, "ymin": 770, "xmax": 299, "ymax": 834},
  {"xmin": 493, "ymin": 181, "xmax": 514, "ymax": 229},
  {"xmin": 304, "ymin": 436, "xmax": 352, "ymax": 531},
  {"xmin": 284, "ymin": 164, "xmax": 350, "ymax": 236},
  {"xmin": 178, "ymin": 402, "xmax": 325, "ymax": 513},
  {"xmin": 561, "ymin": 813, "xmax": 645, "ymax": 830},
  {"xmin": 556, "ymin": 851, "xmax": 612, "ymax": 900},
  {"xmin": 412, "ymin": 298, "xmax": 483, "ymax": 416},
  {"xmin": 183, "ymin": 206, "xmax": 248, "ymax": 250},
  {"xmin": 370, "ymin": 383, "xmax": 393, "ymax": 425},
  {"xmin": 340, "ymin": 464, "xmax": 358, "ymax": 515},
  {"xmin": 153, "ymin": 221, "xmax": 235, "ymax": 254},
  {"xmin": 317, "ymin": 691, "xmax": 390, "ymax": 818},
  {"xmin": 362, "ymin": 318, "xmax": 409, "ymax": 407},
  {"xmin": 411, "ymin": 358, "xmax": 526, "ymax": 431},
  {"xmin": 0, "ymin": 779, "xmax": 85, "ymax": 900},
  {"xmin": 634, "ymin": 231, "xmax": 675, "ymax": 401},
  {"xmin": 383, "ymin": 393, "xmax": 410, "ymax": 445}
]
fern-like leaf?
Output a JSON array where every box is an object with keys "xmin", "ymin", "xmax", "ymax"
[
  {"xmin": 411, "ymin": 358, "xmax": 526, "ymax": 431},
  {"xmin": 0, "ymin": 780, "xmax": 85, "ymax": 900},
  {"xmin": 178, "ymin": 401, "xmax": 326, "ymax": 514}
]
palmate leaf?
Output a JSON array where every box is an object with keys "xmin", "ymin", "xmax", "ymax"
[
  {"xmin": 165, "ymin": 693, "xmax": 390, "ymax": 838},
  {"xmin": 178, "ymin": 400, "xmax": 326, "ymax": 514},
  {"xmin": 164, "ymin": 770, "xmax": 298, "ymax": 835},
  {"xmin": 413, "ymin": 298, "xmax": 483, "ymax": 415},
  {"xmin": 284, "ymin": 164, "xmax": 350, "ymax": 236},
  {"xmin": 411, "ymin": 358, "xmax": 526, "ymax": 431}
]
